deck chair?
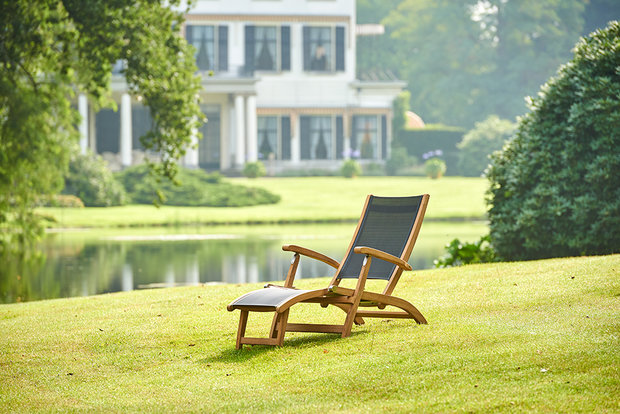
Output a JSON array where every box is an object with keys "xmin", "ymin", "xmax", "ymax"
[{"xmin": 227, "ymin": 194, "xmax": 429, "ymax": 349}]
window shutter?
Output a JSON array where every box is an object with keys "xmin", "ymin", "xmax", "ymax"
[
  {"xmin": 336, "ymin": 116, "xmax": 343, "ymax": 159},
  {"xmin": 281, "ymin": 26, "xmax": 290, "ymax": 71},
  {"xmin": 281, "ymin": 116, "xmax": 291, "ymax": 160},
  {"xmin": 302, "ymin": 26, "xmax": 311, "ymax": 71},
  {"xmin": 185, "ymin": 25, "xmax": 193, "ymax": 43},
  {"xmin": 351, "ymin": 116, "xmax": 358, "ymax": 151},
  {"xmin": 335, "ymin": 26, "xmax": 345, "ymax": 71},
  {"xmin": 245, "ymin": 25, "xmax": 255, "ymax": 74},
  {"xmin": 381, "ymin": 115, "xmax": 387, "ymax": 159},
  {"xmin": 218, "ymin": 26, "xmax": 228, "ymax": 72},
  {"xmin": 300, "ymin": 116, "xmax": 311, "ymax": 159}
]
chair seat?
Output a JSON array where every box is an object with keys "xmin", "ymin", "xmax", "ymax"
[{"xmin": 229, "ymin": 286, "xmax": 314, "ymax": 310}]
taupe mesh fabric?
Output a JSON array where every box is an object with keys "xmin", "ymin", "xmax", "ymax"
[{"xmin": 338, "ymin": 195, "xmax": 423, "ymax": 280}]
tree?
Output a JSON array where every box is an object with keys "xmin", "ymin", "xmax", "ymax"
[
  {"xmin": 457, "ymin": 115, "xmax": 516, "ymax": 177},
  {"xmin": 382, "ymin": 0, "xmax": 586, "ymax": 128},
  {"xmin": 486, "ymin": 21, "xmax": 620, "ymax": 260},
  {"xmin": 0, "ymin": 0, "xmax": 204, "ymax": 250}
]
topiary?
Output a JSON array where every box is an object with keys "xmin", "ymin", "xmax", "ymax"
[
  {"xmin": 424, "ymin": 158, "xmax": 446, "ymax": 179},
  {"xmin": 486, "ymin": 21, "xmax": 620, "ymax": 261},
  {"xmin": 242, "ymin": 161, "xmax": 266, "ymax": 178},
  {"xmin": 340, "ymin": 159, "xmax": 362, "ymax": 178},
  {"xmin": 62, "ymin": 150, "xmax": 126, "ymax": 207}
]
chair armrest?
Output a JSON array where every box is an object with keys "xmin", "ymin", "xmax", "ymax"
[
  {"xmin": 353, "ymin": 246, "xmax": 412, "ymax": 271},
  {"xmin": 282, "ymin": 245, "xmax": 340, "ymax": 269}
]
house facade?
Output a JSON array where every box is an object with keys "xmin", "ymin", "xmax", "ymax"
[{"xmin": 77, "ymin": 0, "xmax": 405, "ymax": 173}]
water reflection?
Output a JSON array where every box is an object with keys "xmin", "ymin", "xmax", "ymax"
[{"xmin": 0, "ymin": 222, "xmax": 486, "ymax": 304}]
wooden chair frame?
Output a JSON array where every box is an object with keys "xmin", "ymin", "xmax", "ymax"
[{"xmin": 227, "ymin": 194, "xmax": 429, "ymax": 349}]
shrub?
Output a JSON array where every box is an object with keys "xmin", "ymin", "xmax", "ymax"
[
  {"xmin": 487, "ymin": 22, "xmax": 620, "ymax": 260},
  {"xmin": 62, "ymin": 151, "xmax": 126, "ymax": 207},
  {"xmin": 385, "ymin": 147, "xmax": 415, "ymax": 175},
  {"xmin": 424, "ymin": 158, "xmax": 446, "ymax": 179},
  {"xmin": 362, "ymin": 162, "xmax": 385, "ymax": 176},
  {"xmin": 242, "ymin": 161, "xmax": 266, "ymax": 178},
  {"xmin": 434, "ymin": 235, "xmax": 497, "ymax": 268},
  {"xmin": 457, "ymin": 115, "xmax": 516, "ymax": 177},
  {"xmin": 116, "ymin": 165, "xmax": 279, "ymax": 207},
  {"xmin": 340, "ymin": 159, "xmax": 362, "ymax": 178},
  {"xmin": 40, "ymin": 195, "xmax": 85, "ymax": 208},
  {"xmin": 395, "ymin": 124, "xmax": 465, "ymax": 175}
]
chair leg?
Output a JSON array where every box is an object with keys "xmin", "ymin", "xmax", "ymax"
[
  {"xmin": 236, "ymin": 310, "xmax": 249, "ymax": 350},
  {"xmin": 269, "ymin": 312, "xmax": 281, "ymax": 338},
  {"xmin": 275, "ymin": 310, "xmax": 289, "ymax": 346}
]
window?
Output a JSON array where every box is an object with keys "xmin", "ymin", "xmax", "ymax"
[
  {"xmin": 303, "ymin": 26, "xmax": 345, "ymax": 72},
  {"xmin": 186, "ymin": 25, "xmax": 228, "ymax": 72},
  {"xmin": 257, "ymin": 116, "xmax": 291, "ymax": 160},
  {"xmin": 245, "ymin": 26, "xmax": 290, "ymax": 72},
  {"xmin": 301, "ymin": 116, "xmax": 340, "ymax": 160},
  {"xmin": 351, "ymin": 115, "xmax": 387, "ymax": 160}
]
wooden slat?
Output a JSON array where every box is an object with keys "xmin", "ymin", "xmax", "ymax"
[
  {"xmin": 355, "ymin": 311, "xmax": 413, "ymax": 319},
  {"xmin": 240, "ymin": 337, "xmax": 280, "ymax": 346},
  {"xmin": 286, "ymin": 323, "xmax": 344, "ymax": 333}
]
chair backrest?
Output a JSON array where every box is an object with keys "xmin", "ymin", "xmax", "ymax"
[{"xmin": 336, "ymin": 195, "xmax": 428, "ymax": 280}]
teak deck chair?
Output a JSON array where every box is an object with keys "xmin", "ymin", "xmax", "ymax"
[{"xmin": 227, "ymin": 194, "xmax": 429, "ymax": 349}]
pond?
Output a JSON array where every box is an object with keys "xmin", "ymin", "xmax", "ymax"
[{"xmin": 1, "ymin": 221, "xmax": 487, "ymax": 304}]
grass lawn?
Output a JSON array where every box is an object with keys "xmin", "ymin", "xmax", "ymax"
[
  {"xmin": 1, "ymin": 254, "xmax": 618, "ymax": 412},
  {"xmin": 39, "ymin": 176, "xmax": 487, "ymax": 228}
]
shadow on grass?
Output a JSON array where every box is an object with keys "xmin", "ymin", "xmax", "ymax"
[{"xmin": 199, "ymin": 332, "xmax": 363, "ymax": 363}]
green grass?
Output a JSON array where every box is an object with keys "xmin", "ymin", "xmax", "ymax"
[
  {"xmin": 1, "ymin": 254, "xmax": 618, "ymax": 412},
  {"xmin": 40, "ymin": 176, "xmax": 487, "ymax": 228}
]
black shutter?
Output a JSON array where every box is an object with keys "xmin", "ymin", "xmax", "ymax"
[
  {"xmin": 336, "ymin": 116, "xmax": 343, "ymax": 159},
  {"xmin": 351, "ymin": 115, "xmax": 358, "ymax": 151},
  {"xmin": 300, "ymin": 116, "xmax": 311, "ymax": 159},
  {"xmin": 335, "ymin": 26, "xmax": 345, "ymax": 71},
  {"xmin": 381, "ymin": 115, "xmax": 387, "ymax": 159},
  {"xmin": 185, "ymin": 25, "xmax": 193, "ymax": 43},
  {"xmin": 302, "ymin": 26, "xmax": 311, "ymax": 71},
  {"xmin": 281, "ymin": 26, "xmax": 290, "ymax": 71},
  {"xmin": 245, "ymin": 25, "xmax": 255, "ymax": 74},
  {"xmin": 218, "ymin": 26, "xmax": 228, "ymax": 72},
  {"xmin": 281, "ymin": 116, "xmax": 291, "ymax": 160}
]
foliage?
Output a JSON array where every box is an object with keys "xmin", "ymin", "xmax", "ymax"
[
  {"xmin": 116, "ymin": 165, "xmax": 279, "ymax": 207},
  {"xmin": 382, "ymin": 0, "xmax": 587, "ymax": 128},
  {"xmin": 340, "ymin": 159, "xmax": 362, "ymax": 178},
  {"xmin": 457, "ymin": 115, "xmax": 516, "ymax": 177},
  {"xmin": 385, "ymin": 147, "xmax": 415, "ymax": 176},
  {"xmin": 391, "ymin": 90, "xmax": 410, "ymax": 139},
  {"xmin": 39, "ymin": 195, "xmax": 85, "ymax": 208},
  {"xmin": 434, "ymin": 235, "xmax": 497, "ymax": 268},
  {"xmin": 424, "ymin": 158, "xmax": 446, "ymax": 179},
  {"xmin": 487, "ymin": 22, "xmax": 620, "ymax": 261},
  {"xmin": 0, "ymin": 0, "xmax": 203, "ymax": 250},
  {"xmin": 242, "ymin": 161, "xmax": 266, "ymax": 179},
  {"xmin": 395, "ymin": 126, "xmax": 464, "ymax": 175},
  {"xmin": 361, "ymin": 162, "xmax": 385, "ymax": 176},
  {"xmin": 62, "ymin": 150, "xmax": 126, "ymax": 207}
]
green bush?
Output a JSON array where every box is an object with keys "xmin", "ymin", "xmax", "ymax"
[
  {"xmin": 62, "ymin": 151, "xmax": 126, "ymax": 207},
  {"xmin": 116, "ymin": 165, "xmax": 280, "ymax": 207},
  {"xmin": 40, "ymin": 195, "xmax": 85, "ymax": 208},
  {"xmin": 434, "ymin": 236, "xmax": 497, "ymax": 268},
  {"xmin": 385, "ymin": 147, "xmax": 415, "ymax": 175},
  {"xmin": 340, "ymin": 159, "xmax": 362, "ymax": 178},
  {"xmin": 457, "ymin": 115, "xmax": 516, "ymax": 177},
  {"xmin": 487, "ymin": 22, "xmax": 620, "ymax": 260},
  {"xmin": 242, "ymin": 161, "xmax": 266, "ymax": 178},
  {"xmin": 362, "ymin": 162, "xmax": 385, "ymax": 176},
  {"xmin": 395, "ymin": 124, "xmax": 465, "ymax": 175},
  {"xmin": 424, "ymin": 158, "xmax": 446, "ymax": 179}
]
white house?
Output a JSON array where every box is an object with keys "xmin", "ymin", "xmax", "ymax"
[{"xmin": 77, "ymin": 0, "xmax": 405, "ymax": 173}]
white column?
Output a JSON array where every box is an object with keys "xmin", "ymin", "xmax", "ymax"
[
  {"xmin": 234, "ymin": 94, "xmax": 246, "ymax": 167},
  {"xmin": 245, "ymin": 95, "xmax": 257, "ymax": 162},
  {"xmin": 291, "ymin": 113, "xmax": 301, "ymax": 164},
  {"xmin": 78, "ymin": 94, "xmax": 88, "ymax": 154},
  {"xmin": 220, "ymin": 102, "xmax": 230, "ymax": 170},
  {"xmin": 184, "ymin": 126, "xmax": 199, "ymax": 168},
  {"xmin": 120, "ymin": 93, "xmax": 133, "ymax": 167}
]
